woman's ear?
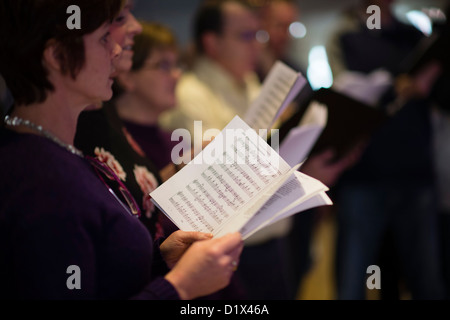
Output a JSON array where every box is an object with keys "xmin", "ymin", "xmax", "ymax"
[{"xmin": 42, "ymin": 40, "xmax": 63, "ymax": 73}]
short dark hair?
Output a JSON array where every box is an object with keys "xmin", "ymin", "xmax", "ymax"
[
  {"xmin": 193, "ymin": 0, "xmax": 252, "ymax": 54},
  {"xmin": 0, "ymin": 0, "xmax": 124, "ymax": 106}
]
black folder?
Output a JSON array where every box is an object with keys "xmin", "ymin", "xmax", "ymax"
[
  {"xmin": 401, "ymin": 24, "xmax": 450, "ymax": 75},
  {"xmin": 277, "ymin": 88, "xmax": 389, "ymax": 161}
]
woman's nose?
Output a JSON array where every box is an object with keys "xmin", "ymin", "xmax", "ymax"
[{"xmin": 111, "ymin": 41, "xmax": 122, "ymax": 60}]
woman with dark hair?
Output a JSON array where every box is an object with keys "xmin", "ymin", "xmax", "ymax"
[{"xmin": 0, "ymin": 0, "xmax": 243, "ymax": 300}]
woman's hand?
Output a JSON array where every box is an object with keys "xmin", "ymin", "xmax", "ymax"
[
  {"xmin": 160, "ymin": 230, "xmax": 213, "ymax": 269},
  {"xmin": 164, "ymin": 232, "xmax": 244, "ymax": 300}
]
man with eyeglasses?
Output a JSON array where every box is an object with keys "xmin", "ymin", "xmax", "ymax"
[
  {"xmin": 160, "ymin": 0, "xmax": 262, "ymax": 137},
  {"xmin": 256, "ymin": 0, "xmax": 312, "ymax": 99}
]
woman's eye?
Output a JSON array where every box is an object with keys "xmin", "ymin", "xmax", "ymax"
[
  {"xmin": 101, "ymin": 32, "xmax": 111, "ymax": 44},
  {"xmin": 114, "ymin": 14, "xmax": 126, "ymax": 26}
]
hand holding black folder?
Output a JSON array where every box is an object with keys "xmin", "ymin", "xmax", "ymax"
[{"xmin": 277, "ymin": 88, "xmax": 389, "ymax": 163}]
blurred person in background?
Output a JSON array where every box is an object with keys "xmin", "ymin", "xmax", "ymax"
[
  {"xmin": 422, "ymin": 5, "xmax": 450, "ymax": 298},
  {"xmin": 257, "ymin": 0, "xmax": 306, "ymax": 84},
  {"xmin": 327, "ymin": 0, "xmax": 446, "ymax": 299},
  {"xmin": 257, "ymin": 0, "xmax": 368, "ymax": 298},
  {"xmin": 159, "ymin": 0, "xmax": 262, "ymax": 137},
  {"xmin": 113, "ymin": 22, "xmax": 182, "ymax": 176},
  {"xmin": 328, "ymin": 0, "xmax": 423, "ymax": 79}
]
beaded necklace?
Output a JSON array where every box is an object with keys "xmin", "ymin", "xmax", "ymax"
[{"xmin": 4, "ymin": 115, "xmax": 84, "ymax": 158}]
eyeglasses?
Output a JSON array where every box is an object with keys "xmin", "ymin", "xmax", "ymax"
[
  {"xmin": 86, "ymin": 155, "xmax": 141, "ymax": 218},
  {"xmin": 235, "ymin": 30, "xmax": 258, "ymax": 42},
  {"xmin": 140, "ymin": 60, "xmax": 184, "ymax": 74},
  {"xmin": 222, "ymin": 30, "xmax": 258, "ymax": 43}
]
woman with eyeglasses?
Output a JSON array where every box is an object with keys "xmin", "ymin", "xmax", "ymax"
[
  {"xmin": 113, "ymin": 22, "xmax": 183, "ymax": 179},
  {"xmin": 0, "ymin": 0, "xmax": 243, "ymax": 300}
]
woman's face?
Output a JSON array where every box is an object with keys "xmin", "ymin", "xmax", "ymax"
[
  {"xmin": 129, "ymin": 49, "xmax": 181, "ymax": 112},
  {"xmin": 68, "ymin": 23, "xmax": 122, "ymax": 103},
  {"xmin": 110, "ymin": 0, "xmax": 143, "ymax": 73}
]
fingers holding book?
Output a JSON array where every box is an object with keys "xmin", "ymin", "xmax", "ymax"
[{"xmin": 164, "ymin": 232, "xmax": 244, "ymax": 300}]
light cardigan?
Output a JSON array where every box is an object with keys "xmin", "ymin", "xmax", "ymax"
[{"xmin": 159, "ymin": 57, "xmax": 261, "ymax": 136}]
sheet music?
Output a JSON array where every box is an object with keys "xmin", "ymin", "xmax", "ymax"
[
  {"xmin": 239, "ymin": 174, "xmax": 304, "ymax": 239},
  {"xmin": 151, "ymin": 116, "xmax": 332, "ymax": 240},
  {"xmin": 151, "ymin": 116, "xmax": 292, "ymax": 236},
  {"xmin": 244, "ymin": 61, "xmax": 307, "ymax": 132},
  {"xmin": 279, "ymin": 101, "xmax": 328, "ymax": 166},
  {"xmin": 240, "ymin": 171, "xmax": 331, "ymax": 239}
]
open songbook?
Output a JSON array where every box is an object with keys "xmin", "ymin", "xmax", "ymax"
[
  {"xmin": 243, "ymin": 60, "xmax": 325, "ymax": 167},
  {"xmin": 150, "ymin": 116, "xmax": 332, "ymax": 240},
  {"xmin": 244, "ymin": 60, "xmax": 308, "ymax": 132},
  {"xmin": 278, "ymin": 101, "xmax": 328, "ymax": 166}
]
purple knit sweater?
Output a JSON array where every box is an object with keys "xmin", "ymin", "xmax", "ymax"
[{"xmin": 0, "ymin": 129, "xmax": 179, "ymax": 300}]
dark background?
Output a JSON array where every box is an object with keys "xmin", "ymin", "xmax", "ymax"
[{"xmin": 132, "ymin": 0, "xmax": 448, "ymax": 71}]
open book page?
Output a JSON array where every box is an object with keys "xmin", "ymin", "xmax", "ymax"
[
  {"xmin": 244, "ymin": 61, "xmax": 307, "ymax": 132},
  {"xmin": 243, "ymin": 192, "xmax": 331, "ymax": 241},
  {"xmin": 150, "ymin": 116, "xmax": 293, "ymax": 237},
  {"xmin": 213, "ymin": 164, "xmax": 301, "ymax": 238},
  {"xmin": 270, "ymin": 192, "xmax": 332, "ymax": 225},
  {"xmin": 299, "ymin": 100, "xmax": 328, "ymax": 127},
  {"xmin": 279, "ymin": 101, "xmax": 328, "ymax": 166},
  {"xmin": 240, "ymin": 171, "xmax": 332, "ymax": 240},
  {"xmin": 256, "ymin": 172, "xmax": 332, "ymax": 226},
  {"xmin": 151, "ymin": 116, "xmax": 333, "ymax": 239},
  {"xmin": 279, "ymin": 125, "xmax": 323, "ymax": 166},
  {"xmin": 332, "ymin": 69, "xmax": 393, "ymax": 107}
]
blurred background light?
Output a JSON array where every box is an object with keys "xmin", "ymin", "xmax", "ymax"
[
  {"xmin": 307, "ymin": 45, "xmax": 333, "ymax": 90},
  {"xmin": 423, "ymin": 7, "xmax": 447, "ymax": 22},
  {"xmin": 256, "ymin": 30, "xmax": 270, "ymax": 44},
  {"xmin": 406, "ymin": 10, "xmax": 434, "ymax": 36},
  {"xmin": 289, "ymin": 21, "xmax": 307, "ymax": 39}
]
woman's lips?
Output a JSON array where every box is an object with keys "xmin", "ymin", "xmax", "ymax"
[{"xmin": 123, "ymin": 41, "xmax": 134, "ymax": 51}]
